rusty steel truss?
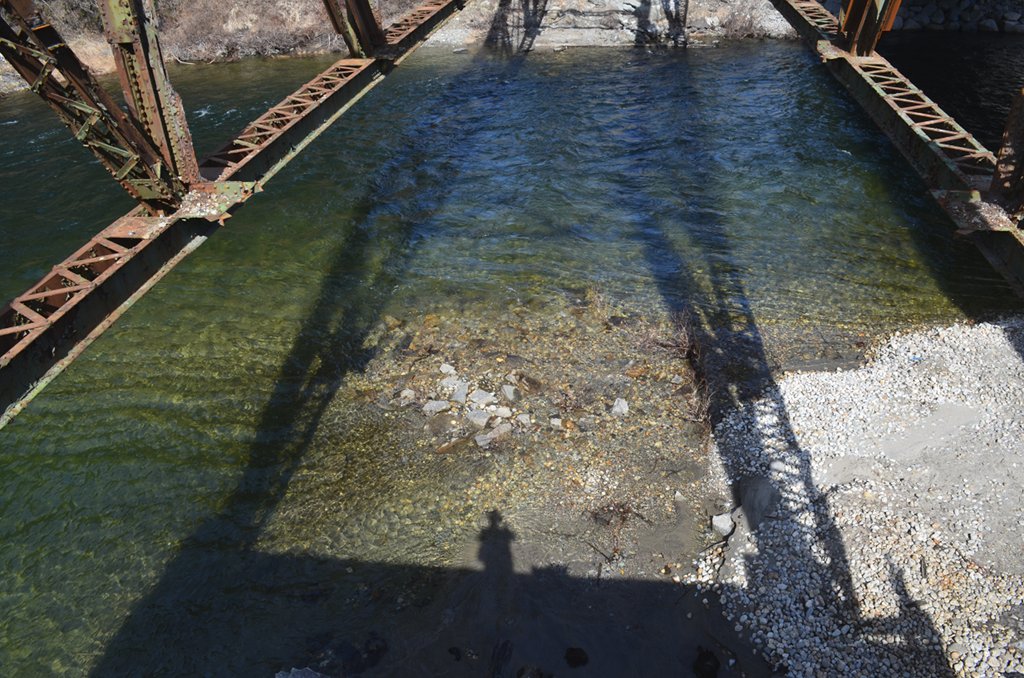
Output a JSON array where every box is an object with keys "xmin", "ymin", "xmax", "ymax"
[
  {"xmin": 0, "ymin": 0, "xmax": 465, "ymax": 428},
  {"xmin": 773, "ymin": 0, "xmax": 1024, "ymax": 296}
]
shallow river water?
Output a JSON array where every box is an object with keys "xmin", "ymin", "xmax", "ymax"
[{"xmin": 0, "ymin": 41, "xmax": 1020, "ymax": 674}]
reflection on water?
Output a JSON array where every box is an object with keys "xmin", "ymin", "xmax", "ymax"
[{"xmin": 0, "ymin": 42, "xmax": 1020, "ymax": 673}]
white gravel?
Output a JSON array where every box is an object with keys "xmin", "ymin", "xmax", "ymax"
[{"xmin": 689, "ymin": 317, "xmax": 1024, "ymax": 677}]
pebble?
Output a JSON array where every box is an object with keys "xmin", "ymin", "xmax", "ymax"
[{"xmin": 611, "ymin": 398, "xmax": 629, "ymax": 416}]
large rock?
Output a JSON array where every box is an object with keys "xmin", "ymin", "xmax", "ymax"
[
  {"xmin": 737, "ymin": 475, "xmax": 781, "ymax": 531},
  {"xmin": 467, "ymin": 409, "xmax": 492, "ymax": 428},
  {"xmin": 469, "ymin": 389, "xmax": 497, "ymax": 406},
  {"xmin": 712, "ymin": 512, "xmax": 735, "ymax": 537}
]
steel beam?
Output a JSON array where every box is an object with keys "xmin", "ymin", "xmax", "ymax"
[
  {"xmin": 323, "ymin": 0, "xmax": 386, "ymax": 56},
  {"xmin": 0, "ymin": 1, "xmax": 185, "ymax": 206},
  {"xmin": 0, "ymin": 0, "xmax": 466, "ymax": 429},
  {"xmin": 98, "ymin": 0, "xmax": 199, "ymax": 185},
  {"xmin": 840, "ymin": 0, "xmax": 902, "ymax": 56},
  {"xmin": 768, "ymin": 0, "xmax": 1024, "ymax": 296},
  {"xmin": 345, "ymin": 0, "xmax": 387, "ymax": 54},
  {"xmin": 323, "ymin": 0, "xmax": 367, "ymax": 57}
]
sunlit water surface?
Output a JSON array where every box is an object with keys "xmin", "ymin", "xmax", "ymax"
[{"xmin": 0, "ymin": 42, "xmax": 1020, "ymax": 674}]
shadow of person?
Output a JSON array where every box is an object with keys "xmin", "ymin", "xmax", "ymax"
[
  {"xmin": 366, "ymin": 509, "xmax": 770, "ymax": 677},
  {"xmin": 477, "ymin": 509, "xmax": 517, "ymax": 633},
  {"xmin": 479, "ymin": 510, "xmax": 516, "ymax": 573}
]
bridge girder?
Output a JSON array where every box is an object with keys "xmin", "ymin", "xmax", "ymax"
[
  {"xmin": 770, "ymin": 0, "xmax": 1024, "ymax": 298},
  {"xmin": 0, "ymin": 0, "xmax": 465, "ymax": 429},
  {"xmin": 839, "ymin": 0, "xmax": 903, "ymax": 56},
  {"xmin": 323, "ymin": 0, "xmax": 388, "ymax": 57},
  {"xmin": 99, "ymin": 0, "xmax": 200, "ymax": 187},
  {"xmin": 0, "ymin": 0, "xmax": 187, "ymax": 206}
]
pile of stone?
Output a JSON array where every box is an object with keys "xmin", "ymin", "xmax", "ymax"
[{"xmin": 401, "ymin": 362, "xmax": 534, "ymax": 449}]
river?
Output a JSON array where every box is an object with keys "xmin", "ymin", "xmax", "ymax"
[{"xmin": 0, "ymin": 39, "xmax": 1020, "ymax": 675}]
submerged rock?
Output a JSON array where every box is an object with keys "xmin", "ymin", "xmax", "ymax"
[
  {"xmin": 469, "ymin": 388, "xmax": 497, "ymax": 406},
  {"xmin": 475, "ymin": 422, "xmax": 513, "ymax": 448},
  {"xmin": 423, "ymin": 400, "xmax": 451, "ymax": 416},
  {"xmin": 440, "ymin": 375, "xmax": 462, "ymax": 391},
  {"xmin": 275, "ymin": 669, "xmax": 329, "ymax": 678},
  {"xmin": 564, "ymin": 647, "xmax": 589, "ymax": 668},
  {"xmin": 467, "ymin": 409, "xmax": 492, "ymax": 428}
]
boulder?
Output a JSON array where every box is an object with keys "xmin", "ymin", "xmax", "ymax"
[{"xmin": 738, "ymin": 475, "xmax": 781, "ymax": 531}]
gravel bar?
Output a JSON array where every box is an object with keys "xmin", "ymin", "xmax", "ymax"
[{"xmin": 689, "ymin": 317, "xmax": 1024, "ymax": 677}]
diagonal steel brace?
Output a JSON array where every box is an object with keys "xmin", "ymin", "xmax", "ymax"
[
  {"xmin": 99, "ymin": 0, "xmax": 199, "ymax": 184},
  {"xmin": 0, "ymin": 0, "xmax": 187, "ymax": 207}
]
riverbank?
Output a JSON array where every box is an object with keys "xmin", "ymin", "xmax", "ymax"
[
  {"xmin": 0, "ymin": 0, "xmax": 794, "ymax": 98},
  {"xmin": 689, "ymin": 317, "xmax": 1024, "ymax": 677}
]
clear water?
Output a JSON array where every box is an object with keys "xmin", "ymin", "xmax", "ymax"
[{"xmin": 0, "ymin": 42, "xmax": 1019, "ymax": 674}]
